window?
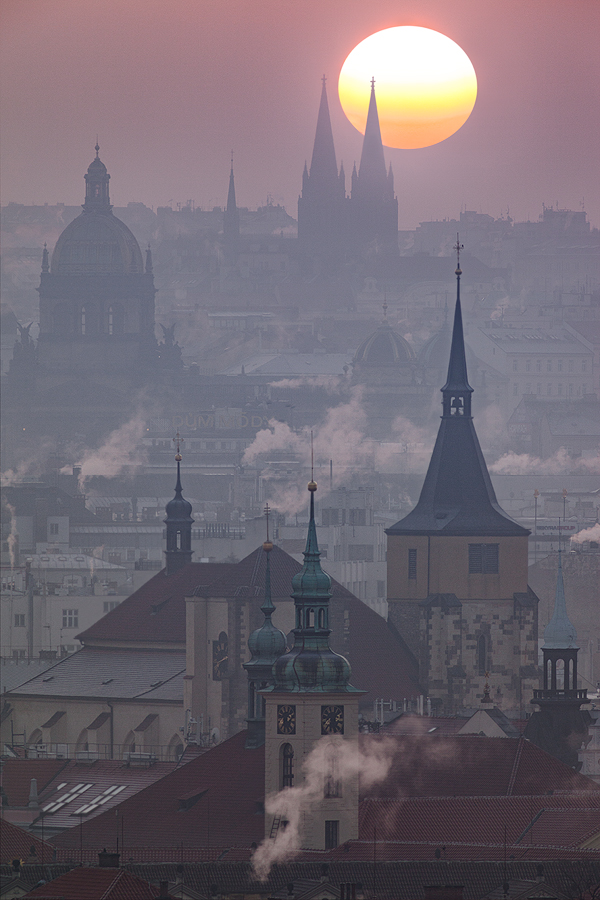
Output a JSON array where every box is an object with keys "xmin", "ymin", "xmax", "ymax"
[
  {"xmin": 513, "ymin": 383, "xmax": 518, "ymax": 396},
  {"xmin": 558, "ymin": 359, "xmax": 563, "ymax": 372},
  {"xmin": 14, "ymin": 613, "xmax": 25, "ymax": 627},
  {"xmin": 282, "ymin": 744, "xmax": 294, "ymax": 788},
  {"xmin": 536, "ymin": 383, "xmax": 541, "ymax": 395},
  {"xmin": 49, "ymin": 523, "xmax": 59, "ymax": 536},
  {"xmin": 108, "ymin": 306, "xmax": 114, "ymax": 335},
  {"xmin": 568, "ymin": 383, "xmax": 574, "ymax": 397},
  {"xmin": 377, "ymin": 580, "xmax": 385, "ymax": 597},
  {"xmin": 80, "ymin": 307, "xmax": 86, "ymax": 335},
  {"xmin": 477, "ymin": 635, "xmax": 487, "ymax": 676},
  {"xmin": 525, "ymin": 383, "xmax": 532, "ymax": 394},
  {"xmin": 558, "ymin": 383, "xmax": 563, "ymax": 396},
  {"xmin": 325, "ymin": 820, "xmax": 339, "ymax": 850},
  {"xmin": 582, "ymin": 360, "xmax": 587, "ymax": 372},
  {"xmin": 525, "ymin": 360, "xmax": 531, "ymax": 372},
  {"xmin": 103, "ymin": 601, "xmax": 119, "ymax": 613},
  {"xmin": 348, "ymin": 544, "xmax": 373, "ymax": 561},
  {"xmin": 62, "ymin": 609, "xmax": 79, "ymax": 628},
  {"xmin": 408, "ymin": 549, "xmax": 417, "ymax": 580},
  {"xmin": 546, "ymin": 360, "xmax": 552, "ymax": 372},
  {"xmin": 568, "ymin": 359, "xmax": 574, "ymax": 372},
  {"xmin": 547, "ymin": 384, "xmax": 552, "ymax": 396},
  {"xmin": 324, "ymin": 751, "xmax": 341, "ymax": 798},
  {"xmin": 468, "ymin": 544, "xmax": 499, "ymax": 575},
  {"xmin": 536, "ymin": 359, "xmax": 541, "ymax": 373},
  {"xmin": 512, "ymin": 360, "xmax": 518, "ymax": 372}
]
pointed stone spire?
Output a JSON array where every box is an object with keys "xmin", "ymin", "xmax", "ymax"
[
  {"xmin": 355, "ymin": 79, "xmax": 388, "ymax": 200},
  {"xmin": 223, "ymin": 152, "xmax": 240, "ymax": 261},
  {"xmin": 164, "ymin": 433, "xmax": 194, "ymax": 575},
  {"xmin": 387, "ymin": 252, "xmax": 528, "ymax": 538},
  {"xmin": 41, "ymin": 243, "xmax": 49, "ymax": 274},
  {"xmin": 272, "ymin": 478, "xmax": 357, "ymax": 692},
  {"xmin": 306, "ymin": 75, "xmax": 340, "ymax": 194},
  {"xmin": 339, "ymin": 160, "xmax": 346, "ymax": 194},
  {"xmin": 543, "ymin": 549, "xmax": 578, "ymax": 649}
]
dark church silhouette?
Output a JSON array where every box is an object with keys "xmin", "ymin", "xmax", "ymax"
[{"xmin": 298, "ymin": 77, "xmax": 398, "ymax": 268}]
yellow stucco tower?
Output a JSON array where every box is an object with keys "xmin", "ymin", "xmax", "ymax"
[
  {"xmin": 386, "ymin": 247, "xmax": 539, "ymax": 715},
  {"xmin": 263, "ymin": 480, "xmax": 363, "ymax": 850}
]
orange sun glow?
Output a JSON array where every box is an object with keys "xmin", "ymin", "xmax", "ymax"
[{"xmin": 338, "ymin": 26, "xmax": 477, "ymax": 149}]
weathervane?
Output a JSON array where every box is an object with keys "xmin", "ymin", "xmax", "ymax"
[
  {"xmin": 264, "ymin": 503, "xmax": 271, "ymax": 543},
  {"xmin": 173, "ymin": 431, "xmax": 184, "ymax": 461},
  {"xmin": 309, "ymin": 430, "xmax": 317, "ymax": 492},
  {"xmin": 454, "ymin": 233, "xmax": 464, "ymax": 275}
]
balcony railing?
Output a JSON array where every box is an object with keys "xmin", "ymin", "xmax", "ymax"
[{"xmin": 532, "ymin": 688, "xmax": 588, "ymax": 701}]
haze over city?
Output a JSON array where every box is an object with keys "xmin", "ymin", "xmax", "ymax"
[
  {"xmin": 2, "ymin": 0, "xmax": 599, "ymax": 228},
  {"xmin": 1, "ymin": 0, "xmax": 600, "ymax": 892}
]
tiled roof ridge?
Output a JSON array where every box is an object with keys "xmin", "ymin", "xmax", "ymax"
[
  {"xmin": 507, "ymin": 734, "xmax": 525, "ymax": 796},
  {"xmin": 359, "ymin": 793, "xmax": 600, "ymax": 805},
  {"xmin": 99, "ymin": 869, "xmax": 123, "ymax": 900}
]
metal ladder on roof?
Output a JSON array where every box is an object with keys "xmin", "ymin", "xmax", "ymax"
[{"xmin": 269, "ymin": 815, "xmax": 282, "ymax": 839}]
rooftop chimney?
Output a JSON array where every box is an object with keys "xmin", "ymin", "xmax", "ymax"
[{"xmin": 98, "ymin": 849, "xmax": 120, "ymax": 867}]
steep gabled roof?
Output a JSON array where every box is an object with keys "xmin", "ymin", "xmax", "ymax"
[
  {"xmin": 0, "ymin": 818, "xmax": 55, "ymax": 865},
  {"xmin": 22, "ymin": 866, "xmax": 166, "ymax": 900}
]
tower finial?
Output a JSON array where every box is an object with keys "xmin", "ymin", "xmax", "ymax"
[
  {"xmin": 308, "ymin": 430, "xmax": 317, "ymax": 492},
  {"xmin": 173, "ymin": 431, "xmax": 183, "ymax": 462},
  {"xmin": 230, "ymin": 149, "xmax": 234, "ymax": 172},
  {"xmin": 263, "ymin": 502, "xmax": 273, "ymax": 552},
  {"xmin": 371, "ymin": 76, "xmax": 376, "ymax": 91},
  {"xmin": 95, "ymin": 137, "xmax": 100, "ymax": 158},
  {"xmin": 454, "ymin": 233, "xmax": 464, "ymax": 275},
  {"xmin": 322, "ymin": 73, "xmax": 327, "ymax": 88}
]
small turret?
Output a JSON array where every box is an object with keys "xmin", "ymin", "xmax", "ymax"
[
  {"xmin": 83, "ymin": 142, "xmax": 112, "ymax": 212},
  {"xmin": 164, "ymin": 434, "xmax": 194, "ymax": 575}
]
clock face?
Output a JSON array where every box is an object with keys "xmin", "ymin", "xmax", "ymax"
[
  {"xmin": 321, "ymin": 705, "xmax": 344, "ymax": 735},
  {"xmin": 277, "ymin": 704, "xmax": 296, "ymax": 735}
]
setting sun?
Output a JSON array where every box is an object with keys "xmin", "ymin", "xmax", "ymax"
[{"xmin": 338, "ymin": 26, "xmax": 477, "ymax": 149}]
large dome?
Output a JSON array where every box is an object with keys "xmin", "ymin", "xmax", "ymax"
[
  {"xmin": 353, "ymin": 321, "xmax": 415, "ymax": 366},
  {"xmin": 51, "ymin": 212, "xmax": 144, "ymax": 276},
  {"xmin": 417, "ymin": 322, "xmax": 452, "ymax": 369},
  {"xmin": 50, "ymin": 146, "xmax": 144, "ymax": 276}
]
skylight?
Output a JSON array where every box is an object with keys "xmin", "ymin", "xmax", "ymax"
[
  {"xmin": 72, "ymin": 784, "xmax": 127, "ymax": 815},
  {"xmin": 43, "ymin": 782, "xmax": 94, "ymax": 813}
]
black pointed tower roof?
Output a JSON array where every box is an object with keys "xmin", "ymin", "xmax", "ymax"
[
  {"xmin": 164, "ymin": 438, "xmax": 194, "ymax": 575},
  {"xmin": 387, "ymin": 243, "xmax": 529, "ymax": 538}
]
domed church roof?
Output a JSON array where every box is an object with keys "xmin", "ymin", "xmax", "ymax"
[
  {"xmin": 50, "ymin": 145, "xmax": 144, "ymax": 276},
  {"xmin": 353, "ymin": 308, "xmax": 415, "ymax": 367}
]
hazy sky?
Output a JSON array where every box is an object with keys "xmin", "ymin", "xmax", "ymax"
[{"xmin": 2, "ymin": 0, "xmax": 599, "ymax": 230}]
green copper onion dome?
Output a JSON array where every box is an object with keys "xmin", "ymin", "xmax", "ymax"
[
  {"xmin": 246, "ymin": 543, "xmax": 287, "ymax": 670},
  {"xmin": 272, "ymin": 481, "xmax": 357, "ymax": 693}
]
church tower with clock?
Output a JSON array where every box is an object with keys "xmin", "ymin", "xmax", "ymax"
[{"xmin": 263, "ymin": 480, "xmax": 363, "ymax": 851}]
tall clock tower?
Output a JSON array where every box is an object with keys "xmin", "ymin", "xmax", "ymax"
[{"xmin": 263, "ymin": 480, "xmax": 363, "ymax": 850}]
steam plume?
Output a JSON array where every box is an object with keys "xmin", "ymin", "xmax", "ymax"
[
  {"xmin": 490, "ymin": 448, "xmax": 600, "ymax": 476},
  {"xmin": 72, "ymin": 414, "xmax": 148, "ymax": 488},
  {"xmin": 571, "ymin": 522, "xmax": 600, "ymax": 544},
  {"xmin": 251, "ymin": 735, "xmax": 397, "ymax": 880}
]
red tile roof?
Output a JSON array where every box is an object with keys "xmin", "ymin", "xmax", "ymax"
[
  {"xmin": 22, "ymin": 866, "xmax": 169, "ymax": 900},
  {"xmin": 75, "ymin": 545, "xmax": 421, "ymax": 703},
  {"xmin": 357, "ymin": 793, "xmax": 600, "ymax": 848},
  {"xmin": 50, "ymin": 731, "xmax": 265, "ymax": 851},
  {"xmin": 357, "ymin": 734, "xmax": 600, "ymax": 800},
  {"xmin": 77, "ymin": 562, "xmax": 229, "ymax": 646},
  {"xmin": 0, "ymin": 819, "xmax": 55, "ymax": 865},
  {"xmin": 1, "ymin": 759, "xmax": 70, "ymax": 807}
]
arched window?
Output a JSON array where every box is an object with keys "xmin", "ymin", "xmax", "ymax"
[
  {"xmin": 281, "ymin": 743, "xmax": 294, "ymax": 789},
  {"xmin": 477, "ymin": 635, "xmax": 487, "ymax": 676},
  {"xmin": 29, "ymin": 729, "xmax": 43, "ymax": 746},
  {"xmin": 75, "ymin": 728, "xmax": 88, "ymax": 752},
  {"xmin": 176, "ymin": 529, "xmax": 182, "ymax": 550},
  {"xmin": 122, "ymin": 731, "xmax": 135, "ymax": 759},
  {"xmin": 318, "ymin": 608, "xmax": 325, "ymax": 629},
  {"xmin": 80, "ymin": 306, "xmax": 86, "ymax": 335},
  {"xmin": 168, "ymin": 733, "xmax": 184, "ymax": 761},
  {"xmin": 324, "ymin": 747, "xmax": 341, "ymax": 798},
  {"xmin": 108, "ymin": 306, "xmax": 114, "ymax": 335},
  {"xmin": 306, "ymin": 608, "xmax": 314, "ymax": 628}
]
